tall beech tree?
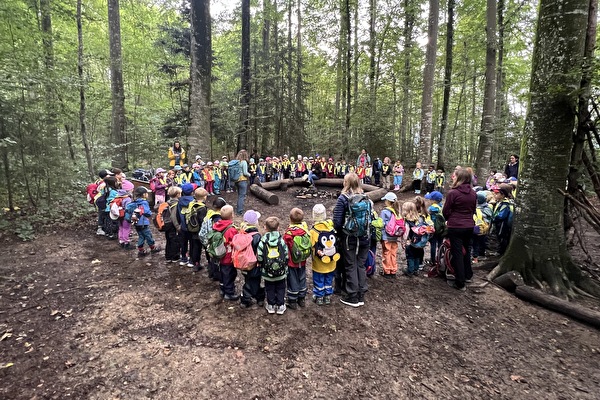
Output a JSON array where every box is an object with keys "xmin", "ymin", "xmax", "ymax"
[{"xmin": 489, "ymin": 0, "xmax": 600, "ymax": 298}]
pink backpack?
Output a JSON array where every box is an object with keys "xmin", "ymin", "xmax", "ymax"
[
  {"xmin": 232, "ymin": 231, "xmax": 259, "ymax": 271},
  {"xmin": 384, "ymin": 209, "xmax": 406, "ymax": 237}
]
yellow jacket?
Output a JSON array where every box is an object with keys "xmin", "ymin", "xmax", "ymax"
[
  {"xmin": 168, "ymin": 147, "xmax": 186, "ymax": 167},
  {"xmin": 310, "ymin": 220, "xmax": 339, "ymax": 274}
]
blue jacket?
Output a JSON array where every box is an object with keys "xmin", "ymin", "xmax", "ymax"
[
  {"xmin": 176, "ymin": 195, "xmax": 194, "ymax": 231},
  {"xmin": 104, "ymin": 188, "xmax": 119, "ymax": 212}
]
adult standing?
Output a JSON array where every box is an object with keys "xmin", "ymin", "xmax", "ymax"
[
  {"xmin": 234, "ymin": 149, "xmax": 251, "ymax": 216},
  {"xmin": 332, "ymin": 172, "xmax": 371, "ymax": 307},
  {"xmin": 504, "ymin": 154, "xmax": 519, "ymax": 179},
  {"xmin": 168, "ymin": 140, "xmax": 186, "ymax": 168},
  {"xmin": 442, "ymin": 168, "xmax": 477, "ymax": 291},
  {"xmin": 356, "ymin": 149, "xmax": 371, "ymax": 169}
]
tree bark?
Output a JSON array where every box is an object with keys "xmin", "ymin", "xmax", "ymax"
[
  {"xmin": 489, "ymin": 0, "xmax": 600, "ymax": 298},
  {"xmin": 77, "ymin": 0, "xmax": 94, "ymax": 181},
  {"xmin": 418, "ymin": 0, "xmax": 439, "ymax": 164},
  {"xmin": 189, "ymin": 0, "xmax": 212, "ymax": 160},
  {"xmin": 238, "ymin": 0, "xmax": 251, "ymax": 152},
  {"xmin": 437, "ymin": 0, "xmax": 454, "ymax": 171},
  {"xmin": 400, "ymin": 0, "xmax": 415, "ymax": 162},
  {"xmin": 474, "ymin": 0, "xmax": 497, "ymax": 179},
  {"xmin": 108, "ymin": 0, "xmax": 128, "ymax": 170}
]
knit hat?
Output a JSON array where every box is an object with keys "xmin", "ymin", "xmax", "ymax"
[
  {"xmin": 312, "ymin": 203, "xmax": 327, "ymax": 222},
  {"xmin": 181, "ymin": 183, "xmax": 194, "ymax": 195},
  {"xmin": 476, "ymin": 191, "xmax": 487, "ymax": 205},
  {"xmin": 243, "ymin": 210, "xmax": 261, "ymax": 225},
  {"xmin": 212, "ymin": 197, "xmax": 227, "ymax": 209},
  {"xmin": 121, "ymin": 179, "xmax": 134, "ymax": 191}
]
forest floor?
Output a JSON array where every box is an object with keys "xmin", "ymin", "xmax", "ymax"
[{"xmin": 1, "ymin": 186, "xmax": 599, "ymax": 399}]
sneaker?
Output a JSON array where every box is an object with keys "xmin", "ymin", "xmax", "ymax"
[
  {"xmin": 150, "ymin": 246, "xmax": 162, "ymax": 254},
  {"xmin": 186, "ymin": 262, "xmax": 194, "ymax": 268},
  {"xmin": 123, "ymin": 243, "xmax": 133, "ymax": 251},
  {"xmin": 357, "ymin": 294, "xmax": 365, "ymax": 306},
  {"xmin": 340, "ymin": 296, "xmax": 360, "ymax": 308},
  {"xmin": 179, "ymin": 258, "xmax": 189, "ymax": 266},
  {"xmin": 286, "ymin": 301, "xmax": 298, "ymax": 310},
  {"xmin": 315, "ymin": 297, "xmax": 324, "ymax": 306},
  {"xmin": 465, "ymin": 278, "xmax": 473, "ymax": 283},
  {"xmin": 323, "ymin": 295, "xmax": 331, "ymax": 305},
  {"xmin": 224, "ymin": 294, "xmax": 240, "ymax": 301},
  {"xmin": 297, "ymin": 298, "xmax": 306, "ymax": 308},
  {"xmin": 192, "ymin": 263, "xmax": 204, "ymax": 272},
  {"xmin": 240, "ymin": 301, "xmax": 252, "ymax": 309},
  {"xmin": 276, "ymin": 304, "xmax": 287, "ymax": 315},
  {"xmin": 472, "ymin": 257, "xmax": 479, "ymax": 264},
  {"xmin": 96, "ymin": 228, "xmax": 106, "ymax": 236},
  {"xmin": 137, "ymin": 250, "xmax": 148, "ymax": 257},
  {"xmin": 447, "ymin": 280, "xmax": 466, "ymax": 292},
  {"xmin": 266, "ymin": 304, "xmax": 276, "ymax": 314}
]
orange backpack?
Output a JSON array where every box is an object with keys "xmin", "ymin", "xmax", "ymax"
[{"xmin": 153, "ymin": 202, "xmax": 172, "ymax": 232}]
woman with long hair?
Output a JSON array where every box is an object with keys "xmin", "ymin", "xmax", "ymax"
[
  {"xmin": 234, "ymin": 149, "xmax": 251, "ymax": 215},
  {"xmin": 168, "ymin": 140, "xmax": 186, "ymax": 168},
  {"xmin": 442, "ymin": 168, "xmax": 477, "ymax": 291}
]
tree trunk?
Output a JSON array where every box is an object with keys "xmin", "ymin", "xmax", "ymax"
[
  {"xmin": 296, "ymin": 0, "xmax": 304, "ymax": 142},
  {"xmin": 238, "ymin": 0, "xmax": 251, "ymax": 152},
  {"xmin": 474, "ymin": 0, "xmax": 497, "ymax": 179},
  {"xmin": 418, "ymin": 0, "xmax": 439, "ymax": 164},
  {"xmin": 260, "ymin": 0, "xmax": 272, "ymax": 153},
  {"xmin": 489, "ymin": 0, "xmax": 600, "ymax": 298},
  {"xmin": 400, "ymin": 0, "xmax": 415, "ymax": 163},
  {"xmin": 0, "ymin": 110, "xmax": 14, "ymax": 211},
  {"xmin": 189, "ymin": 0, "xmax": 212, "ymax": 160},
  {"xmin": 108, "ymin": 0, "xmax": 128, "ymax": 170},
  {"xmin": 344, "ymin": 0, "xmax": 352, "ymax": 151},
  {"xmin": 77, "ymin": 0, "xmax": 94, "ymax": 181},
  {"xmin": 437, "ymin": 0, "xmax": 454, "ymax": 171},
  {"xmin": 493, "ymin": 0, "xmax": 506, "ymax": 166}
]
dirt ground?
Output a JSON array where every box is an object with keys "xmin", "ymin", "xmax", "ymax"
[{"xmin": 1, "ymin": 185, "xmax": 599, "ymax": 399}]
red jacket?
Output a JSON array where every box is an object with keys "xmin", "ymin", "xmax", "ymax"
[
  {"xmin": 283, "ymin": 223, "xmax": 309, "ymax": 268},
  {"xmin": 212, "ymin": 219, "xmax": 237, "ymax": 265}
]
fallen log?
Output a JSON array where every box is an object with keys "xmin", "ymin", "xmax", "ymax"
[
  {"xmin": 361, "ymin": 183, "xmax": 380, "ymax": 192},
  {"xmin": 365, "ymin": 188, "xmax": 388, "ymax": 203},
  {"xmin": 258, "ymin": 180, "xmax": 285, "ymax": 190},
  {"xmin": 493, "ymin": 271, "xmax": 525, "ymax": 293},
  {"xmin": 249, "ymin": 184, "xmax": 279, "ymax": 205},
  {"xmin": 515, "ymin": 285, "xmax": 600, "ymax": 328},
  {"xmin": 311, "ymin": 178, "xmax": 344, "ymax": 187}
]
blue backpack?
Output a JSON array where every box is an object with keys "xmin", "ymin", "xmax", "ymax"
[
  {"xmin": 407, "ymin": 216, "xmax": 435, "ymax": 248},
  {"xmin": 342, "ymin": 194, "xmax": 372, "ymax": 238},
  {"xmin": 365, "ymin": 249, "xmax": 376, "ymax": 277},
  {"xmin": 228, "ymin": 160, "xmax": 242, "ymax": 182}
]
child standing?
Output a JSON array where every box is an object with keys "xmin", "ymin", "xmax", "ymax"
[
  {"xmin": 402, "ymin": 201, "xmax": 424, "ymax": 276},
  {"xmin": 381, "ymin": 157, "xmax": 392, "ymax": 190},
  {"xmin": 257, "ymin": 217, "xmax": 289, "ymax": 314},
  {"xmin": 435, "ymin": 169, "xmax": 445, "ymax": 193},
  {"xmin": 239, "ymin": 210, "xmax": 264, "ymax": 308},
  {"xmin": 189, "ymin": 188, "xmax": 208, "ymax": 272},
  {"xmin": 492, "ymin": 184, "xmax": 514, "ymax": 256},
  {"xmin": 380, "ymin": 192, "xmax": 402, "ymax": 277},
  {"xmin": 393, "ymin": 161, "xmax": 404, "ymax": 191},
  {"xmin": 201, "ymin": 197, "xmax": 227, "ymax": 281},
  {"xmin": 150, "ymin": 168, "xmax": 168, "ymax": 207},
  {"xmin": 212, "ymin": 205, "xmax": 239, "ymax": 300},
  {"xmin": 176, "ymin": 183, "xmax": 196, "ymax": 267},
  {"xmin": 127, "ymin": 187, "xmax": 161, "ymax": 257},
  {"xmin": 309, "ymin": 204, "xmax": 339, "ymax": 305},
  {"xmin": 213, "ymin": 161, "xmax": 222, "ymax": 195},
  {"xmin": 425, "ymin": 165, "xmax": 437, "ymax": 194},
  {"xmin": 283, "ymin": 208, "xmax": 311, "ymax": 310},
  {"xmin": 116, "ymin": 180, "xmax": 134, "ymax": 250},
  {"xmin": 164, "ymin": 186, "xmax": 181, "ymax": 263},
  {"xmin": 203, "ymin": 162, "xmax": 215, "ymax": 195},
  {"xmin": 412, "ymin": 162, "xmax": 424, "ymax": 194},
  {"xmin": 472, "ymin": 191, "xmax": 493, "ymax": 263},
  {"xmin": 425, "ymin": 191, "xmax": 445, "ymax": 265}
]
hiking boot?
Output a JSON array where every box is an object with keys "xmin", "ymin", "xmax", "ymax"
[
  {"xmin": 150, "ymin": 246, "xmax": 162, "ymax": 254},
  {"xmin": 96, "ymin": 227, "xmax": 106, "ymax": 236},
  {"xmin": 323, "ymin": 295, "xmax": 331, "ymax": 305},
  {"xmin": 340, "ymin": 296, "xmax": 360, "ymax": 308},
  {"xmin": 315, "ymin": 297, "xmax": 324, "ymax": 306},
  {"xmin": 137, "ymin": 250, "xmax": 148, "ymax": 257},
  {"xmin": 240, "ymin": 301, "xmax": 252, "ymax": 309},
  {"xmin": 447, "ymin": 280, "xmax": 466, "ymax": 292},
  {"xmin": 265, "ymin": 304, "xmax": 276, "ymax": 314},
  {"xmin": 286, "ymin": 300, "xmax": 298, "ymax": 310},
  {"xmin": 297, "ymin": 297, "xmax": 306, "ymax": 308},
  {"xmin": 224, "ymin": 294, "xmax": 239, "ymax": 301},
  {"xmin": 276, "ymin": 304, "xmax": 287, "ymax": 315}
]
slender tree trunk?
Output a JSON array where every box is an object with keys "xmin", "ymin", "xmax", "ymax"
[
  {"xmin": 286, "ymin": 0, "xmax": 293, "ymax": 150},
  {"xmin": 77, "ymin": 0, "xmax": 94, "ymax": 180},
  {"xmin": 239, "ymin": 0, "xmax": 251, "ymax": 152},
  {"xmin": 490, "ymin": 0, "xmax": 600, "ymax": 298},
  {"xmin": 296, "ymin": 0, "xmax": 303, "ymax": 139},
  {"xmin": 400, "ymin": 0, "xmax": 414, "ymax": 162},
  {"xmin": 494, "ymin": 0, "xmax": 506, "ymax": 166},
  {"xmin": 344, "ymin": 0, "xmax": 352, "ymax": 155},
  {"xmin": 437, "ymin": 0, "xmax": 454, "ymax": 171},
  {"xmin": 352, "ymin": 0, "xmax": 359, "ymax": 111},
  {"xmin": 368, "ymin": 0, "xmax": 377, "ymax": 138},
  {"xmin": 108, "ymin": 0, "xmax": 128, "ymax": 170},
  {"xmin": 418, "ymin": 0, "xmax": 439, "ymax": 163},
  {"xmin": 189, "ymin": 0, "xmax": 212, "ymax": 160},
  {"xmin": 474, "ymin": 0, "xmax": 497, "ymax": 178},
  {"xmin": 0, "ymin": 110, "xmax": 14, "ymax": 211},
  {"xmin": 273, "ymin": 0, "xmax": 282, "ymax": 152},
  {"xmin": 261, "ymin": 0, "xmax": 272, "ymax": 153}
]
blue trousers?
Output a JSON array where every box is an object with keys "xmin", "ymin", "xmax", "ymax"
[
  {"xmin": 286, "ymin": 266, "xmax": 307, "ymax": 301},
  {"xmin": 136, "ymin": 225, "xmax": 155, "ymax": 248},
  {"xmin": 312, "ymin": 271, "xmax": 334, "ymax": 297}
]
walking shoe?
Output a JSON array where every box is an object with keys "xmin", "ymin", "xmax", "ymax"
[
  {"xmin": 286, "ymin": 301, "xmax": 298, "ymax": 310},
  {"xmin": 265, "ymin": 304, "xmax": 276, "ymax": 314},
  {"xmin": 137, "ymin": 250, "xmax": 148, "ymax": 257},
  {"xmin": 179, "ymin": 257, "xmax": 189, "ymax": 266},
  {"xmin": 315, "ymin": 297, "xmax": 324, "ymax": 306},
  {"xmin": 186, "ymin": 262, "xmax": 194, "ymax": 268},
  {"xmin": 447, "ymin": 280, "xmax": 466, "ymax": 292},
  {"xmin": 123, "ymin": 243, "xmax": 133, "ymax": 251},
  {"xmin": 297, "ymin": 297, "xmax": 306, "ymax": 308},
  {"xmin": 340, "ymin": 296, "xmax": 360, "ymax": 308},
  {"xmin": 276, "ymin": 304, "xmax": 287, "ymax": 315},
  {"xmin": 472, "ymin": 257, "xmax": 478, "ymax": 264},
  {"xmin": 323, "ymin": 295, "xmax": 331, "ymax": 305},
  {"xmin": 357, "ymin": 294, "xmax": 365, "ymax": 306},
  {"xmin": 240, "ymin": 301, "xmax": 251, "ymax": 309},
  {"xmin": 224, "ymin": 294, "xmax": 240, "ymax": 301},
  {"xmin": 192, "ymin": 263, "xmax": 204, "ymax": 272},
  {"xmin": 150, "ymin": 246, "xmax": 162, "ymax": 254},
  {"xmin": 256, "ymin": 300, "xmax": 264, "ymax": 307},
  {"xmin": 402, "ymin": 268, "xmax": 413, "ymax": 277},
  {"xmin": 465, "ymin": 278, "xmax": 473, "ymax": 283},
  {"xmin": 96, "ymin": 227, "xmax": 106, "ymax": 236}
]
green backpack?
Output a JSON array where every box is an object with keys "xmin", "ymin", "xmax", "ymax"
[
  {"xmin": 207, "ymin": 225, "xmax": 234, "ymax": 259},
  {"xmin": 184, "ymin": 201, "xmax": 205, "ymax": 233},
  {"xmin": 288, "ymin": 230, "xmax": 312, "ymax": 264}
]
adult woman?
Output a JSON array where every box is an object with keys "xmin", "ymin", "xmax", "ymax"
[
  {"xmin": 442, "ymin": 168, "xmax": 477, "ymax": 291},
  {"xmin": 332, "ymin": 172, "xmax": 371, "ymax": 307},
  {"xmin": 504, "ymin": 154, "xmax": 519, "ymax": 179},
  {"xmin": 234, "ymin": 149, "xmax": 251, "ymax": 216},
  {"xmin": 356, "ymin": 149, "xmax": 371, "ymax": 169},
  {"xmin": 168, "ymin": 141, "xmax": 186, "ymax": 168}
]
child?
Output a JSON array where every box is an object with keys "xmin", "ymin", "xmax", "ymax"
[
  {"xmin": 425, "ymin": 165, "xmax": 437, "ymax": 194},
  {"xmin": 414, "ymin": 195, "xmax": 431, "ymax": 270},
  {"xmin": 412, "ymin": 162, "xmax": 424, "ymax": 194},
  {"xmin": 150, "ymin": 168, "xmax": 168, "ymax": 208},
  {"xmin": 189, "ymin": 188, "xmax": 208, "ymax": 272},
  {"xmin": 249, "ymin": 158, "xmax": 257, "ymax": 183},
  {"xmin": 309, "ymin": 204, "xmax": 339, "ymax": 305},
  {"xmin": 164, "ymin": 186, "xmax": 182, "ymax": 263},
  {"xmin": 364, "ymin": 163, "xmax": 372, "ymax": 185},
  {"xmin": 381, "ymin": 157, "xmax": 392, "ymax": 190},
  {"xmin": 176, "ymin": 183, "xmax": 196, "ymax": 267},
  {"xmin": 201, "ymin": 197, "xmax": 227, "ymax": 281},
  {"xmin": 239, "ymin": 210, "xmax": 265, "ymax": 308},
  {"xmin": 492, "ymin": 184, "xmax": 514, "ymax": 256},
  {"xmin": 402, "ymin": 201, "xmax": 424, "ymax": 276},
  {"xmin": 257, "ymin": 216, "xmax": 289, "ymax": 314},
  {"xmin": 283, "ymin": 208, "xmax": 310, "ymax": 310},
  {"xmin": 128, "ymin": 186, "xmax": 161, "ymax": 257},
  {"xmin": 203, "ymin": 162, "xmax": 215, "ymax": 195},
  {"xmin": 116, "ymin": 180, "xmax": 134, "ymax": 250},
  {"xmin": 425, "ymin": 191, "xmax": 445, "ymax": 265},
  {"xmin": 435, "ymin": 169, "xmax": 445, "ymax": 193},
  {"xmin": 257, "ymin": 159, "xmax": 267, "ymax": 183},
  {"xmin": 380, "ymin": 192, "xmax": 402, "ymax": 277},
  {"xmin": 393, "ymin": 160, "xmax": 404, "ymax": 191},
  {"xmin": 472, "ymin": 191, "xmax": 493, "ymax": 263},
  {"xmin": 212, "ymin": 161, "xmax": 221, "ymax": 195},
  {"xmin": 102, "ymin": 176, "xmax": 121, "ymax": 240},
  {"xmin": 212, "ymin": 205, "xmax": 239, "ymax": 300}
]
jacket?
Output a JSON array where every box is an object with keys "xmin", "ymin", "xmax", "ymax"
[
  {"xmin": 380, "ymin": 207, "xmax": 400, "ymax": 242},
  {"xmin": 284, "ymin": 222, "xmax": 310, "ymax": 268},
  {"xmin": 176, "ymin": 195, "xmax": 194, "ymax": 231},
  {"xmin": 332, "ymin": 193, "xmax": 371, "ymax": 246},
  {"xmin": 442, "ymin": 183, "xmax": 477, "ymax": 229},
  {"xmin": 212, "ymin": 219, "xmax": 237, "ymax": 265},
  {"xmin": 131, "ymin": 198, "xmax": 152, "ymax": 227},
  {"xmin": 310, "ymin": 220, "xmax": 338, "ymax": 274},
  {"xmin": 257, "ymin": 231, "xmax": 288, "ymax": 282},
  {"xmin": 168, "ymin": 147, "xmax": 186, "ymax": 167}
]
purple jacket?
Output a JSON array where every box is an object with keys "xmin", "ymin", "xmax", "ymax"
[{"xmin": 442, "ymin": 183, "xmax": 477, "ymax": 229}]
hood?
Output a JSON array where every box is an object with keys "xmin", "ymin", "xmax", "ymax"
[
  {"xmin": 456, "ymin": 182, "xmax": 474, "ymax": 194},
  {"xmin": 313, "ymin": 220, "xmax": 334, "ymax": 232},
  {"xmin": 117, "ymin": 189, "xmax": 129, "ymax": 197},
  {"xmin": 264, "ymin": 231, "xmax": 282, "ymax": 246},
  {"xmin": 213, "ymin": 219, "xmax": 234, "ymax": 232},
  {"xmin": 178, "ymin": 195, "xmax": 194, "ymax": 208}
]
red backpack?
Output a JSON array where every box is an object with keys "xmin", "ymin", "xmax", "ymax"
[
  {"xmin": 231, "ymin": 231, "xmax": 259, "ymax": 271},
  {"xmin": 109, "ymin": 196, "xmax": 127, "ymax": 220},
  {"xmin": 86, "ymin": 181, "xmax": 100, "ymax": 205}
]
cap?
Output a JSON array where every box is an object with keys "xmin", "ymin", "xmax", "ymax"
[
  {"xmin": 207, "ymin": 162, "xmax": 213, "ymax": 166},
  {"xmin": 243, "ymin": 210, "xmax": 261, "ymax": 225},
  {"xmin": 477, "ymin": 191, "xmax": 487, "ymax": 205},
  {"xmin": 508, "ymin": 177, "xmax": 517, "ymax": 182},
  {"xmin": 221, "ymin": 155, "xmax": 228, "ymax": 160},
  {"xmin": 134, "ymin": 186, "xmax": 150, "ymax": 196},
  {"xmin": 312, "ymin": 203, "xmax": 327, "ymax": 222},
  {"xmin": 121, "ymin": 180, "xmax": 134, "ymax": 191},
  {"xmin": 250, "ymin": 158, "xmax": 255, "ymax": 163},
  {"xmin": 174, "ymin": 165, "xmax": 182, "ymax": 171},
  {"xmin": 492, "ymin": 183, "xmax": 512, "ymax": 198},
  {"xmin": 195, "ymin": 155, "xmax": 202, "ymax": 161},
  {"xmin": 98, "ymin": 169, "xmax": 114, "ymax": 179},
  {"xmin": 381, "ymin": 192, "xmax": 398, "ymax": 202},
  {"xmin": 424, "ymin": 191, "xmax": 443, "ymax": 202},
  {"xmin": 213, "ymin": 197, "xmax": 227, "ymax": 208},
  {"xmin": 181, "ymin": 183, "xmax": 194, "ymax": 195},
  {"xmin": 155, "ymin": 168, "xmax": 166, "ymax": 174}
]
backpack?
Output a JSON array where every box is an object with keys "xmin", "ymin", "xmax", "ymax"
[
  {"xmin": 199, "ymin": 210, "xmax": 218, "ymax": 246},
  {"xmin": 94, "ymin": 190, "xmax": 109, "ymax": 211},
  {"xmin": 384, "ymin": 208, "xmax": 405, "ymax": 237},
  {"xmin": 342, "ymin": 194, "xmax": 372, "ymax": 238},
  {"xmin": 184, "ymin": 201, "xmax": 205, "ymax": 233},
  {"xmin": 408, "ymin": 216, "xmax": 435, "ymax": 248},
  {"xmin": 232, "ymin": 231, "xmax": 259, "ymax": 271},
  {"xmin": 149, "ymin": 177, "xmax": 158, "ymax": 192},
  {"xmin": 109, "ymin": 196, "xmax": 127, "ymax": 220},
  {"xmin": 288, "ymin": 229, "xmax": 312, "ymax": 264},
  {"xmin": 261, "ymin": 237, "xmax": 288, "ymax": 278},
  {"xmin": 365, "ymin": 249, "xmax": 376, "ymax": 277},
  {"xmin": 153, "ymin": 202, "xmax": 174, "ymax": 232},
  {"xmin": 428, "ymin": 238, "xmax": 456, "ymax": 280},
  {"xmin": 431, "ymin": 212, "xmax": 447, "ymax": 237},
  {"xmin": 371, "ymin": 216, "xmax": 384, "ymax": 242},
  {"xmin": 124, "ymin": 200, "xmax": 142, "ymax": 224},
  {"xmin": 228, "ymin": 159, "xmax": 242, "ymax": 182},
  {"xmin": 473, "ymin": 208, "xmax": 490, "ymax": 236},
  {"xmin": 86, "ymin": 181, "xmax": 100, "ymax": 205},
  {"xmin": 206, "ymin": 225, "xmax": 234, "ymax": 260}
]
